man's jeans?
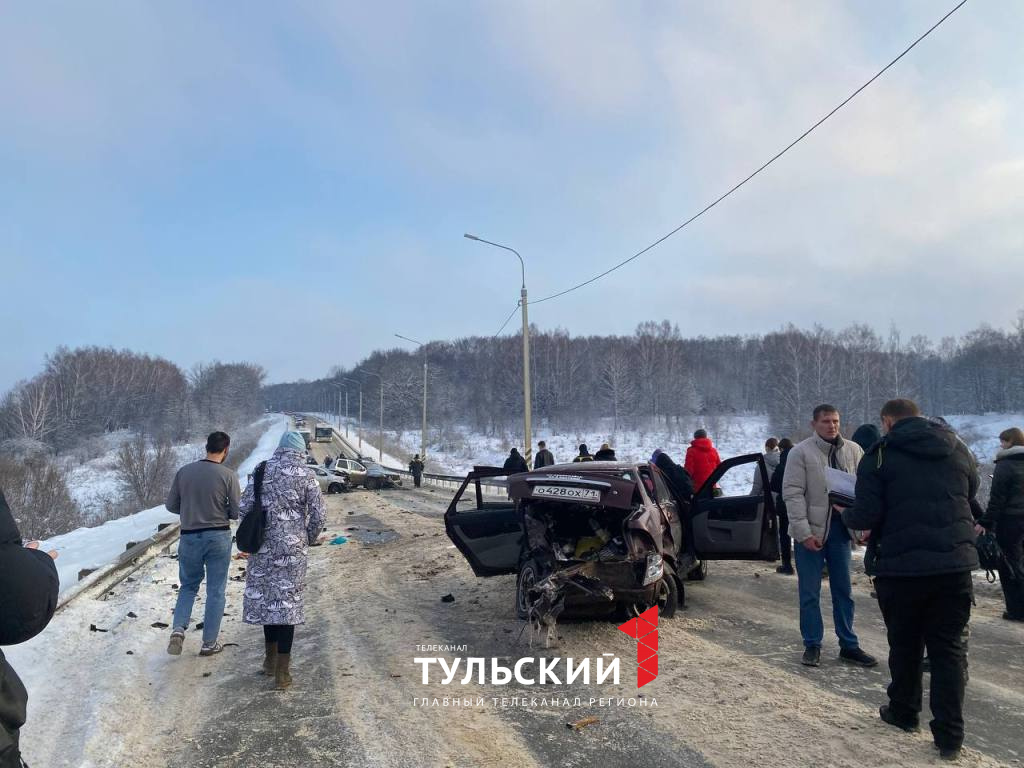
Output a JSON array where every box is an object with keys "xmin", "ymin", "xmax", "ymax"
[
  {"xmin": 794, "ymin": 517, "xmax": 858, "ymax": 650},
  {"xmin": 172, "ymin": 530, "xmax": 232, "ymax": 645}
]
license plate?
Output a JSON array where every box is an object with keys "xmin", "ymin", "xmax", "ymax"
[{"xmin": 533, "ymin": 485, "xmax": 600, "ymax": 502}]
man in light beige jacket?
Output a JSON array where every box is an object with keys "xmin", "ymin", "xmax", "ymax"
[{"xmin": 782, "ymin": 404, "xmax": 877, "ymax": 669}]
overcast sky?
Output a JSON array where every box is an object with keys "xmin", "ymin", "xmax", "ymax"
[{"xmin": 2, "ymin": 1, "xmax": 1021, "ymax": 391}]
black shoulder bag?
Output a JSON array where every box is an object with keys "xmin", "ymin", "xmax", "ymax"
[
  {"xmin": 236, "ymin": 461, "xmax": 268, "ymax": 554},
  {"xmin": 975, "ymin": 529, "xmax": 1004, "ymax": 583}
]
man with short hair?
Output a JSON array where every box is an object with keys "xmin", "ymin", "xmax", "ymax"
[
  {"xmin": 165, "ymin": 431, "xmax": 241, "ymax": 657},
  {"xmin": 533, "ymin": 441, "xmax": 555, "ymax": 469},
  {"xmin": 843, "ymin": 399, "xmax": 979, "ymax": 760},
  {"xmin": 782, "ymin": 405, "xmax": 876, "ymax": 668}
]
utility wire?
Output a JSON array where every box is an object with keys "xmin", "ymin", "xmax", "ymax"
[
  {"xmin": 530, "ymin": 0, "xmax": 969, "ymax": 306},
  {"xmin": 494, "ymin": 301, "xmax": 522, "ymax": 338}
]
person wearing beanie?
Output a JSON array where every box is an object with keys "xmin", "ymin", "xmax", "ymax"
[
  {"xmin": 573, "ymin": 444, "xmax": 594, "ymax": 462},
  {"xmin": 594, "ymin": 443, "xmax": 616, "ymax": 461},
  {"xmin": 237, "ymin": 430, "xmax": 327, "ymax": 690}
]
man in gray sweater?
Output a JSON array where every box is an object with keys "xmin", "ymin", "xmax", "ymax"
[{"xmin": 165, "ymin": 431, "xmax": 240, "ymax": 657}]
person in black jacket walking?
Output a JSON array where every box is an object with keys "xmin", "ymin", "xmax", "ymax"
[
  {"xmin": 533, "ymin": 442, "xmax": 555, "ymax": 469},
  {"xmin": 978, "ymin": 426, "xmax": 1024, "ymax": 621},
  {"xmin": 503, "ymin": 449, "xmax": 529, "ymax": 474},
  {"xmin": 770, "ymin": 438, "xmax": 795, "ymax": 574},
  {"xmin": 408, "ymin": 455, "xmax": 425, "ymax": 488},
  {"xmin": 1, "ymin": 489, "xmax": 60, "ymax": 768},
  {"xmin": 842, "ymin": 399, "xmax": 980, "ymax": 760}
]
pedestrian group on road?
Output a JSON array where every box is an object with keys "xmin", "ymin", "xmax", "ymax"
[{"xmin": 2, "ymin": 402, "xmax": 1022, "ymax": 766}]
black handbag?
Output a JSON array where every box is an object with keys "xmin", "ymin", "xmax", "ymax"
[
  {"xmin": 236, "ymin": 461, "xmax": 268, "ymax": 554},
  {"xmin": 975, "ymin": 529, "xmax": 1004, "ymax": 583}
]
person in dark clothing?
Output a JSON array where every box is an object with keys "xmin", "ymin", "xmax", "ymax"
[
  {"xmin": 533, "ymin": 442, "xmax": 555, "ymax": 470},
  {"xmin": 1, "ymin": 489, "xmax": 60, "ymax": 768},
  {"xmin": 652, "ymin": 449, "xmax": 696, "ymax": 557},
  {"xmin": 842, "ymin": 399, "xmax": 980, "ymax": 760},
  {"xmin": 572, "ymin": 444, "xmax": 594, "ymax": 462},
  {"xmin": 408, "ymin": 455, "xmax": 425, "ymax": 488},
  {"xmin": 977, "ymin": 426, "xmax": 1024, "ymax": 621},
  {"xmin": 770, "ymin": 438, "xmax": 795, "ymax": 574},
  {"xmin": 503, "ymin": 449, "xmax": 529, "ymax": 474},
  {"xmin": 594, "ymin": 443, "xmax": 616, "ymax": 461},
  {"xmin": 652, "ymin": 450, "xmax": 695, "ymax": 502},
  {"xmin": 851, "ymin": 423, "xmax": 882, "ymax": 452},
  {"xmin": 323, "ymin": 455, "xmax": 332, "ymax": 468}
]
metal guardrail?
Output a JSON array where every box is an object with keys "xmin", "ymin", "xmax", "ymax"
[
  {"xmin": 57, "ymin": 522, "xmax": 181, "ymax": 611},
  {"xmin": 322, "ymin": 425, "xmax": 508, "ymax": 496}
]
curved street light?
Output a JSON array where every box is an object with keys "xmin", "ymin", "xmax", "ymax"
[
  {"xmin": 395, "ymin": 334, "xmax": 428, "ymax": 462},
  {"xmin": 464, "ymin": 233, "xmax": 532, "ymax": 466},
  {"xmin": 342, "ymin": 377, "xmax": 362, "ymax": 448},
  {"xmin": 357, "ymin": 369, "xmax": 384, "ymax": 464}
]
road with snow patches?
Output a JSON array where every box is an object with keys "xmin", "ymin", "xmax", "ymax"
[{"xmin": 8, "ymin": 433, "xmax": 1023, "ymax": 768}]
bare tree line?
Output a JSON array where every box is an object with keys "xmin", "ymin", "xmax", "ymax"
[
  {"xmin": 265, "ymin": 315, "xmax": 1024, "ymax": 440},
  {"xmin": 0, "ymin": 347, "xmax": 267, "ymax": 539},
  {"xmin": 0, "ymin": 347, "xmax": 266, "ymax": 452}
]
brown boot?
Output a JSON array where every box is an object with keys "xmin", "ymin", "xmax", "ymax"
[
  {"xmin": 261, "ymin": 642, "xmax": 278, "ymax": 676},
  {"xmin": 275, "ymin": 653, "xmax": 292, "ymax": 690}
]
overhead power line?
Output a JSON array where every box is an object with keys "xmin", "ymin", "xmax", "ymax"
[
  {"xmin": 493, "ymin": 301, "xmax": 522, "ymax": 338},
  {"xmin": 529, "ymin": 0, "xmax": 969, "ymax": 306}
]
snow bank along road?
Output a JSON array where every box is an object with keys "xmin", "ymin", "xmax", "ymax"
[{"xmin": 12, "ymin": 484, "xmax": 1022, "ymax": 767}]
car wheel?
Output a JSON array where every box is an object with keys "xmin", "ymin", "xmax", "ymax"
[
  {"xmin": 328, "ymin": 483, "xmax": 343, "ymax": 494},
  {"xmin": 687, "ymin": 559, "xmax": 708, "ymax": 581},
  {"xmin": 653, "ymin": 572, "xmax": 679, "ymax": 618},
  {"xmin": 516, "ymin": 558, "xmax": 543, "ymax": 620}
]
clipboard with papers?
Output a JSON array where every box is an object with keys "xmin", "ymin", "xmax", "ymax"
[{"xmin": 826, "ymin": 467, "xmax": 857, "ymax": 508}]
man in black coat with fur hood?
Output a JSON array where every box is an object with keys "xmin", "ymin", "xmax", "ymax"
[
  {"xmin": 842, "ymin": 399, "xmax": 979, "ymax": 761},
  {"xmin": 1, "ymin": 489, "xmax": 60, "ymax": 768}
]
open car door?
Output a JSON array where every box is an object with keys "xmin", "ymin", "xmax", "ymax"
[
  {"xmin": 444, "ymin": 467, "xmax": 523, "ymax": 577},
  {"xmin": 691, "ymin": 453, "xmax": 778, "ymax": 560}
]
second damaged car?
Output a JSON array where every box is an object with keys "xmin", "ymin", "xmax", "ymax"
[{"xmin": 445, "ymin": 457, "xmax": 778, "ymax": 639}]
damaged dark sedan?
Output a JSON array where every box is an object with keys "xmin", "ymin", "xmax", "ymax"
[{"xmin": 445, "ymin": 455, "xmax": 779, "ymax": 636}]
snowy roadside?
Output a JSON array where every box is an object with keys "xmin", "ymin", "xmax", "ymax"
[{"xmin": 38, "ymin": 414, "xmax": 289, "ymax": 598}]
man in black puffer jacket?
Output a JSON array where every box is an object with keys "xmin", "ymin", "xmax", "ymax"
[
  {"xmin": 1, "ymin": 489, "xmax": 60, "ymax": 768},
  {"xmin": 843, "ymin": 399, "xmax": 979, "ymax": 761}
]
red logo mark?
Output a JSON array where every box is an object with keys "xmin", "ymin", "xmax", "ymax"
[{"xmin": 617, "ymin": 605, "xmax": 659, "ymax": 687}]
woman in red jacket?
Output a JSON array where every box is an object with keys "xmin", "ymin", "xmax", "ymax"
[{"xmin": 684, "ymin": 429, "xmax": 722, "ymax": 491}]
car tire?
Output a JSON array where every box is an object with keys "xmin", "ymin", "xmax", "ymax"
[
  {"xmin": 687, "ymin": 559, "xmax": 708, "ymax": 581},
  {"xmin": 516, "ymin": 558, "xmax": 544, "ymax": 620},
  {"xmin": 653, "ymin": 562, "xmax": 680, "ymax": 618},
  {"xmin": 328, "ymin": 483, "xmax": 343, "ymax": 494}
]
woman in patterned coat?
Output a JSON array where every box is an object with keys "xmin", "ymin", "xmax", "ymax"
[{"xmin": 239, "ymin": 431, "xmax": 326, "ymax": 690}]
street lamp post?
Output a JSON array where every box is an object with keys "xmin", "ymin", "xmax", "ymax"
[
  {"xmin": 464, "ymin": 233, "xmax": 532, "ymax": 466},
  {"xmin": 328, "ymin": 383, "xmax": 345, "ymax": 432},
  {"xmin": 395, "ymin": 333, "xmax": 428, "ymax": 462},
  {"xmin": 343, "ymin": 377, "xmax": 362, "ymax": 451},
  {"xmin": 358, "ymin": 370, "xmax": 384, "ymax": 464}
]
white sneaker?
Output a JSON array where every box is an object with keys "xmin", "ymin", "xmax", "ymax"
[{"xmin": 199, "ymin": 641, "xmax": 224, "ymax": 656}]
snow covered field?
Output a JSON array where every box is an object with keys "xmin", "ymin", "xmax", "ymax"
[
  {"xmin": 39, "ymin": 414, "xmax": 289, "ymax": 597},
  {"xmin": 378, "ymin": 412, "xmax": 1023, "ymax": 495}
]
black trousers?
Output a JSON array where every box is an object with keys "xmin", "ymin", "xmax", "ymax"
[
  {"xmin": 776, "ymin": 503, "xmax": 792, "ymax": 567},
  {"xmin": 996, "ymin": 517, "xmax": 1024, "ymax": 618},
  {"xmin": 413, "ymin": 473, "xmax": 422, "ymax": 488},
  {"xmin": 874, "ymin": 572, "xmax": 973, "ymax": 750},
  {"xmin": 263, "ymin": 624, "xmax": 295, "ymax": 654}
]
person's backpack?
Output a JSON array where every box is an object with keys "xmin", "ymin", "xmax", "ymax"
[
  {"xmin": 975, "ymin": 529, "xmax": 1005, "ymax": 583},
  {"xmin": 236, "ymin": 461, "xmax": 268, "ymax": 554}
]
